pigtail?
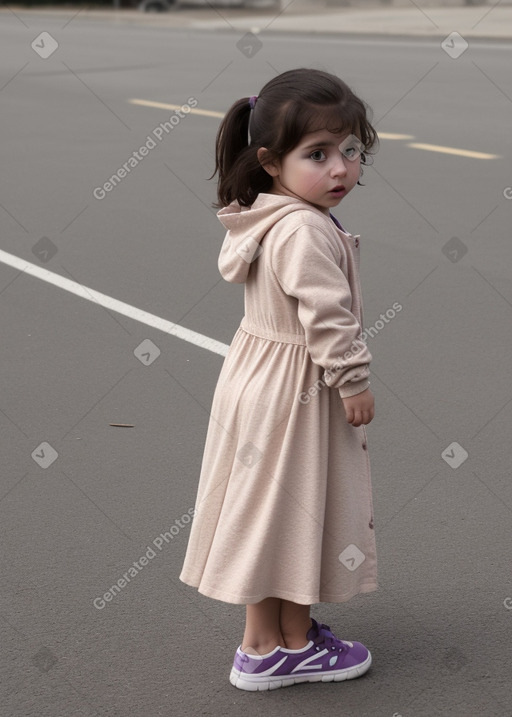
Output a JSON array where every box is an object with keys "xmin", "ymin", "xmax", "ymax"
[
  {"xmin": 210, "ymin": 97, "xmax": 273, "ymax": 209},
  {"xmin": 213, "ymin": 98, "xmax": 251, "ymax": 182}
]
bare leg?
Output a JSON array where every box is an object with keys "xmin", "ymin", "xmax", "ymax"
[
  {"xmin": 241, "ymin": 598, "xmax": 312, "ymax": 654},
  {"xmin": 279, "ymin": 600, "xmax": 311, "ymax": 650},
  {"xmin": 241, "ymin": 597, "xmax": 284, "ymax": 655}
]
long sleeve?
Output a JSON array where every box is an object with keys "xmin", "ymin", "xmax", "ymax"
[{"xmin": 270, "ymin": 222, "xmax": 371, "ymax": 398}]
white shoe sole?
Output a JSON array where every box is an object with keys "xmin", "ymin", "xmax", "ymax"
[{"xmin": 229, "ymin": 651, "xmax": 372, "ymax": 691}]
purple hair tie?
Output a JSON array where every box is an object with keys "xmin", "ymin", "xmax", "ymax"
[{"xmin": 249, "ymin": 95, "xmax": 258, "ymax": 109}]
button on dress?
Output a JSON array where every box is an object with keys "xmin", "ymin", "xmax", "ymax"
[{"xmin": 180, "ymin": 193, "xmax": 377, "ymax": 605}]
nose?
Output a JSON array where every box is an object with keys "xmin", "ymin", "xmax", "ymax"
[{"xmin": 331, "ymin": 152, "xmax": 348, "ymax": 177}]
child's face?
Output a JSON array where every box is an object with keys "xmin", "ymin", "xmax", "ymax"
[{"xmin": 260, "ymin": 129, "xmax": 363, "ymax": 215}]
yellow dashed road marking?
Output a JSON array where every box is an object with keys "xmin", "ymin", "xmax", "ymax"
[
  {"xmin": 407, "ymin": 142, "xmax": 500, "ymax": 160},
  {"xmin": 129, "ymin": 99, "xmax": 500, "ymax": 159},
  {"xmin": 129, "ymin": 98, "xmax": 224, "ymax": 118},
  {"xmin": 378, "ymin": 133, "xmax": 415, "ymax": 140}
]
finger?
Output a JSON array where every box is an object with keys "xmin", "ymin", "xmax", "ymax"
[
  {"xmin": 352, "ymin": 409, "xmax": 362, "ymax": 427},
  {"xmin": 362, "ymin": 410, "xmax": 372, "ymax": 426}
]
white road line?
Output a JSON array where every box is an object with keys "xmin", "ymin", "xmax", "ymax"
[
  {"xmin": 0, "ymin": 249, "xmax": 230, "ymax": 357},
  {"xmin": 3, "ymin": 103, "xmax": 496, "ymax": 362}
]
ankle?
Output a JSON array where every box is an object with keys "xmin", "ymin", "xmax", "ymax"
[
  {"xmin": 283, "ymin": 636, "xmax": 310, "ymax": 650},
  {"xmin": 241, "ymin": 632, "xmax": 283, "ymax": 655},
  {"xmin": 282, "ymin": 618, "xmax": 312, "ymax": 650}
]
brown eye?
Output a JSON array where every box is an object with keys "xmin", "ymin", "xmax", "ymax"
[{"xmin": 310, "ymin": 150, "xmax": 326, "ymax": 161}]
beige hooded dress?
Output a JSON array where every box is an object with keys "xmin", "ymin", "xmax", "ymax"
[{"xmin": 179, "ymin": 193, "xmax": 377, "ymax": 605}]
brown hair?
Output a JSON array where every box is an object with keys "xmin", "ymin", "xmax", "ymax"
[{"xmin": 211, "ymin": 68, "xmax": 378, "ymax": 208}]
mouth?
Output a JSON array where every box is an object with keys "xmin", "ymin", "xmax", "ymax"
[{"xmin": 329, "ymin": 185, "xmax": 346, "ymax": 196}]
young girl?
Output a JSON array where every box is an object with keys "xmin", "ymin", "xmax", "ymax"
[{"xmin": 180, "ymin": 68, "xmax": 379, "ymax": 691}]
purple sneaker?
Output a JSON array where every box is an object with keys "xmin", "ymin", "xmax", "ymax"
[{"xmin": 230, "ymin": 618, "xmax": 372, "ymax": 691}]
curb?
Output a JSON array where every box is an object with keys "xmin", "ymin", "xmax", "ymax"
[
  {"xmin": 186, "ymin": 25, "xmax": 512, "ymax": 42},
  {"xmin": 3, "ymin": 6, "xmax": 512, "ymax": 42}
]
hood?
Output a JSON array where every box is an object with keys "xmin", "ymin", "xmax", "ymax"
[{"xmin": 217, "ymin": 193, "xmax": 325, "ymax": 284}]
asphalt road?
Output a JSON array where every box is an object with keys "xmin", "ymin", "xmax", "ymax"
[{"xmin": 1, "ymin": 12, "xmax": 511, "ymax": 717}]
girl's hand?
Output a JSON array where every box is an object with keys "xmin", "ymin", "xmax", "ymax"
[{"xmin": 342, "ymin": 388, "xmax": 375, "ymax": 426}]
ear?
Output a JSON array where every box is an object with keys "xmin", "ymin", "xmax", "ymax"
[{"xmin": 257, "ymin": 147, "xmax": 280, "ymax": 177}]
